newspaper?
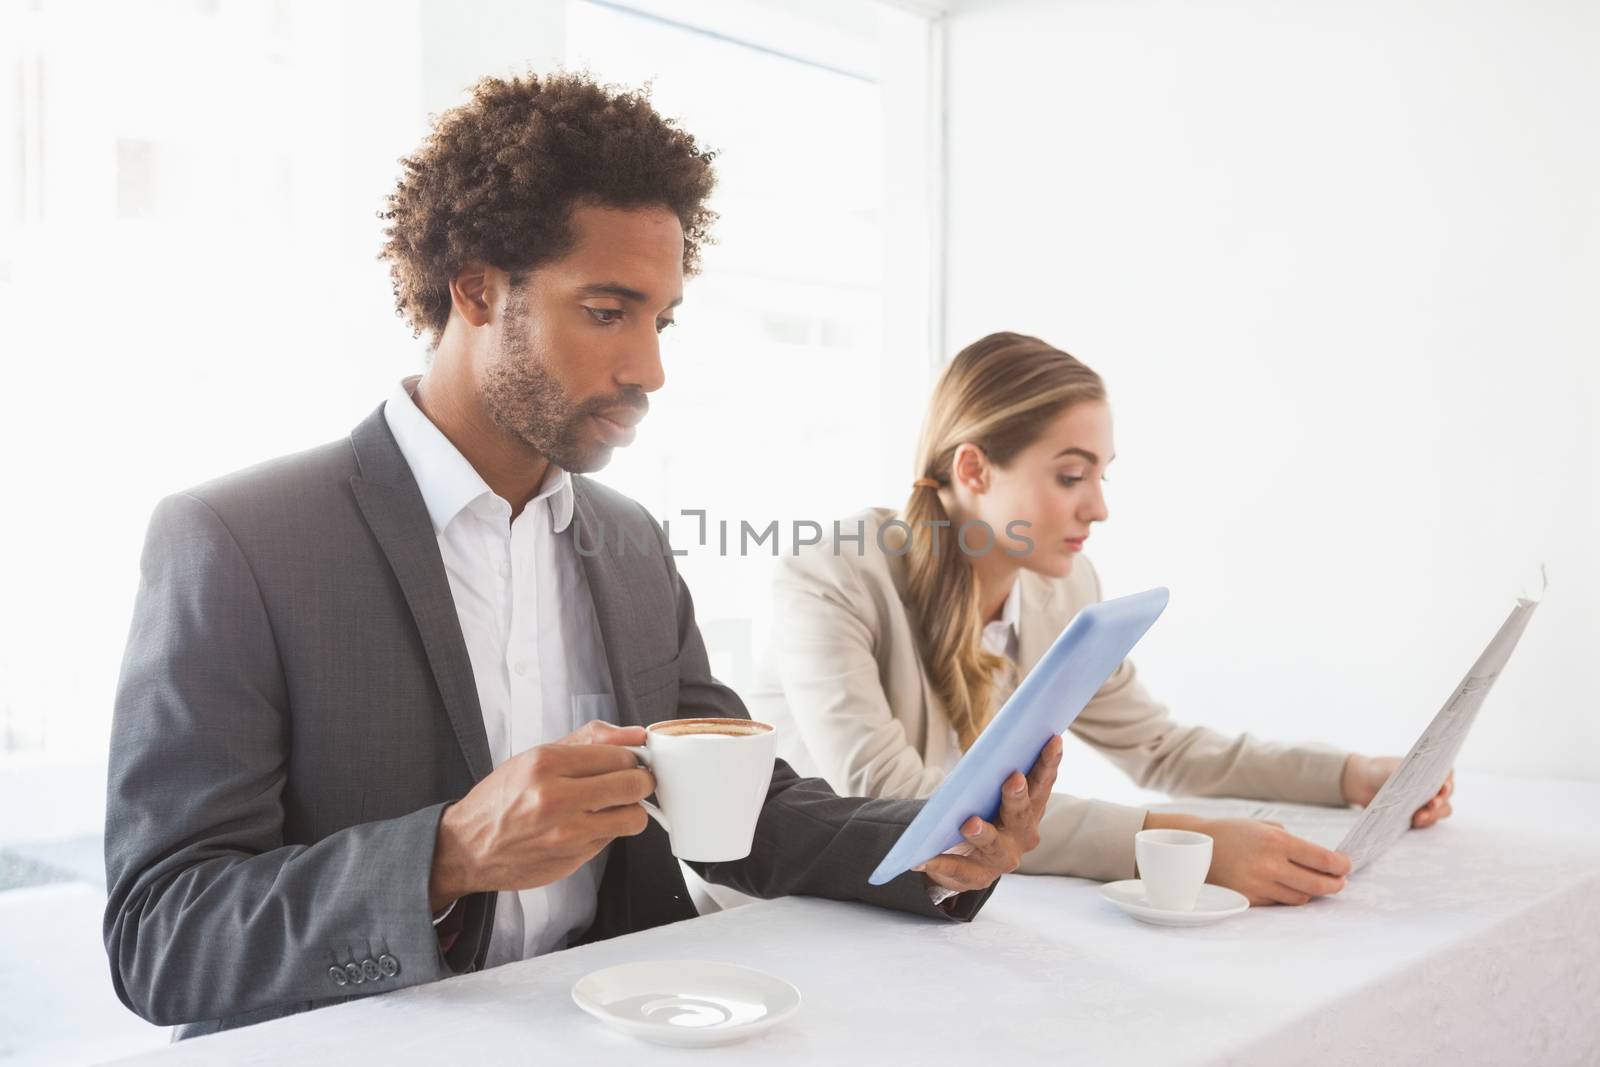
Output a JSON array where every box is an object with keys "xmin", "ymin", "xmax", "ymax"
[
  {"xmin": 1335, "ymin": 580, "xmax": 1543, "ymax": 871},
  {"xmin": 1150, "ymin": 573, "xmax": 1544, "ymax": 869},
  {"xmin": 1145, "ymin": 796, "xmax": 1361, "ymax": 850}
]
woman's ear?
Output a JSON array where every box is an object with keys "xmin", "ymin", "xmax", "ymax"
[{"xmin": 951, "ymin": 442, "xmax": 991, "ymax": 496}]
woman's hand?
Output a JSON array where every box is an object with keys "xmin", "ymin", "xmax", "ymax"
[
  {"xmin": 1142, "ymin": 813, "xmax": 1351, "ymax": 906},
  {"xmin": 1341, "ymin": 754, "xmax": 1455, "ymax": 828}
]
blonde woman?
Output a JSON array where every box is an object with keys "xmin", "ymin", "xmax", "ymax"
[{"xmin": 750, "ymin": 332, "xmax": 1453, "ymax": 906}]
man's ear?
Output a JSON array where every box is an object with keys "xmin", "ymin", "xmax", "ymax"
[
  {"xmin": 951, "ymin": 442, "xmax": 991, "ymax": 495},
  {"xmin": 448, "ymin": 261, "xmax": 505, "ymax": 329}
]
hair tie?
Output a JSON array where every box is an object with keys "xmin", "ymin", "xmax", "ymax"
[{"xmin": 912, "ymin": 477, "xmax": 941, "ymax": 490}]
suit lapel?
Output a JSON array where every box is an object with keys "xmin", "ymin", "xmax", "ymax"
[
  {"xmin": 569, "ymin": 481, "xmax": 647, "ymax": 728},
  {"xmin": 348, "ymin": 406, "xmax": 494, "ymax": 782}
]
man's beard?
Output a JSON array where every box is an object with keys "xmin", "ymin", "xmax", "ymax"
[{"xmin": 481, "ymin": 292, "xmax": 643, "ymax": 474}]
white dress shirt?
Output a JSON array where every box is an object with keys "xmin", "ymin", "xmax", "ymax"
[{"xmin": 385, "ymin": 378, "xmax": 615, "ymax": 968}]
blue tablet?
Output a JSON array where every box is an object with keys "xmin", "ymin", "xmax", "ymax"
[{"xmin": 868, "ymin": 586, "xmax": 1170, "ymax": 886}]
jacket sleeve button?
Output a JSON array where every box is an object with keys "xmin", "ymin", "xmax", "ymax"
[{"xmin": 328, "ymin": 966, "xmax": 349, "ymax": 987}]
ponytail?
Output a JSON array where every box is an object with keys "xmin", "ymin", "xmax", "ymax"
[{"xmin": 898, "ymin": 332, "xmax": 1104, "ymax": 750}]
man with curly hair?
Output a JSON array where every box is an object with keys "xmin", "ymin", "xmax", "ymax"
[{"xmin": 103, "ymin": 72, "xmax": 1062, "ymax": 1037}]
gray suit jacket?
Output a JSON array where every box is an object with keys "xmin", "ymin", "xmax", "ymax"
[{"xmin": 104, "ymin": 406, "xmax": 993, "ymax": 1039}]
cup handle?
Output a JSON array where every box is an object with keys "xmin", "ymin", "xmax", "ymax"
[{"xmin": 623, "ymin": 745, "xmax": 670, "ymax": 832}]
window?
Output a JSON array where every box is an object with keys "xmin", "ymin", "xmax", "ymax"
[{"xmin": 567, "ymin": 0, "xmax": 940, "ymax": 685}]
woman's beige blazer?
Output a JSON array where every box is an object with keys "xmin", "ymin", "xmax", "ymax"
[{"xmin": 749, "ymin": 507, "xmax": 1351, "ymax": 882}]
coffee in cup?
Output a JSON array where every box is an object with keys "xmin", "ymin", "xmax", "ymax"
[
  {"xmin": 626, "ymin": 718, "xmax": 776, "ymax": 862},
  {"xmin": 650, "ymin": 719, "xmax": 770, "ymax": 738}
]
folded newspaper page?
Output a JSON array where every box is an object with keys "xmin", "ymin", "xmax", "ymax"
[{"xmin": 1336, "ymin": 580, "xmax": 1544, "ymax": 871}]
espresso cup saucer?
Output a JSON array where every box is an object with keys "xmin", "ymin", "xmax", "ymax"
[
  {"xmin": 1100, "ymin": 880, "xmax": 1249, "ymax": 927},
  {"xmin": 572, "ymin": 960, "xmax": 801, "ymax": 1047}
]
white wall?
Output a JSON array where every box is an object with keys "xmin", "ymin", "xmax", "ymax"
[{"xmin": 943, "ymin": 0, "xmax": 1598, "ymax": 790}]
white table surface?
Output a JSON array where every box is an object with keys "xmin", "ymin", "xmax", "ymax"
[{"xmin": 109, "ymin": 772, "xmax": 1600, "ymax": 1066}]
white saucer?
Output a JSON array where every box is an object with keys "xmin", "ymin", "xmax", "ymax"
[
  {"xmin": 1100, "ymin": 880, "xmax": 1250, "ymax": 926},
  {"xmin": 572, "ymin": 960, "xmax": 802, "ymax": 1047}
]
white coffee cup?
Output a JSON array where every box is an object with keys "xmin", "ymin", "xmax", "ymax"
[
  {"xmin": 625, "ymin": 718, "xmax": 777, "ymax": 862},
  {"xmin": 1134, "ymin": 828, "xmax": 1214, "ymax": 911}
]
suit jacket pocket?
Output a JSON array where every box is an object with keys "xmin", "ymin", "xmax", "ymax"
[{"xmin": 629, "ymin": 657, "xmax": 680, "ymax": 718}]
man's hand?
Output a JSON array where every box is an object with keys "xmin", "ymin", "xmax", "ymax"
[
  {"xmin": 1342, "ymin": 753, "xmax": 1454, "ymax": 828},
  {"xmin": 428, "ymin": 721, "xmax": 655, "ymax": 912},
  {"xmin": 1143, "ymin": 813, "xmax": 1352, "ymax": 906},
  {"xmin": 913, "ymin": 735, "xmax": 1064, "ymax": 895}
]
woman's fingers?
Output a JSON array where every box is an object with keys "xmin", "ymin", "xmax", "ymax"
[
  {"xmin": 1414, "ymin": 798, "xmax": 1454, "ymax": 827},
  {"xmin": 1413, "ymin": 783, "xmax": 1447, "ymax": 822},
  {"xmin": 1281, "ymin": 833, "xmax": 1351, "ymax": 878},
  {"xmin": 1240, "ymin": 878, "xmax": 1313, "ymax": 907},
  {"xmin": 1228, "ymin": 828, "xmax": 1352, "ymax": 905},
  {"xmin": 1267, "ymin": 882, "xmax": 1314, "ymax": 906},
  {"xmin": 1276, "ymin": 861, "xmax": 1347, "ymax": 899}
]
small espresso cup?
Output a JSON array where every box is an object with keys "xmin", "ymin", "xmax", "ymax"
[
  {"xmin": 1134, "ymin": 828, "xmax": 1214, "ymax": 912},
  {"xmin": 624, "ymin": 718, "xmax": 777, "ymax": 862}
]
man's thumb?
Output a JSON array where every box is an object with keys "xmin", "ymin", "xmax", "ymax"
[{"xmin": 561, "ymin": 719, "xmax": 647, "ymax": 746}]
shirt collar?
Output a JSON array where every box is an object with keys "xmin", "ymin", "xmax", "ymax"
[
  {"xmin": 989, "ymin": 579, "xmax": 1022, "ymax": 638},
  {"xmin": 1003, "ymin": 579, "xmax": 1022, "ymax": 629},
  {"xmin": 383, "ymin": 376, "xmax": 574, "ymax": 535}
]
